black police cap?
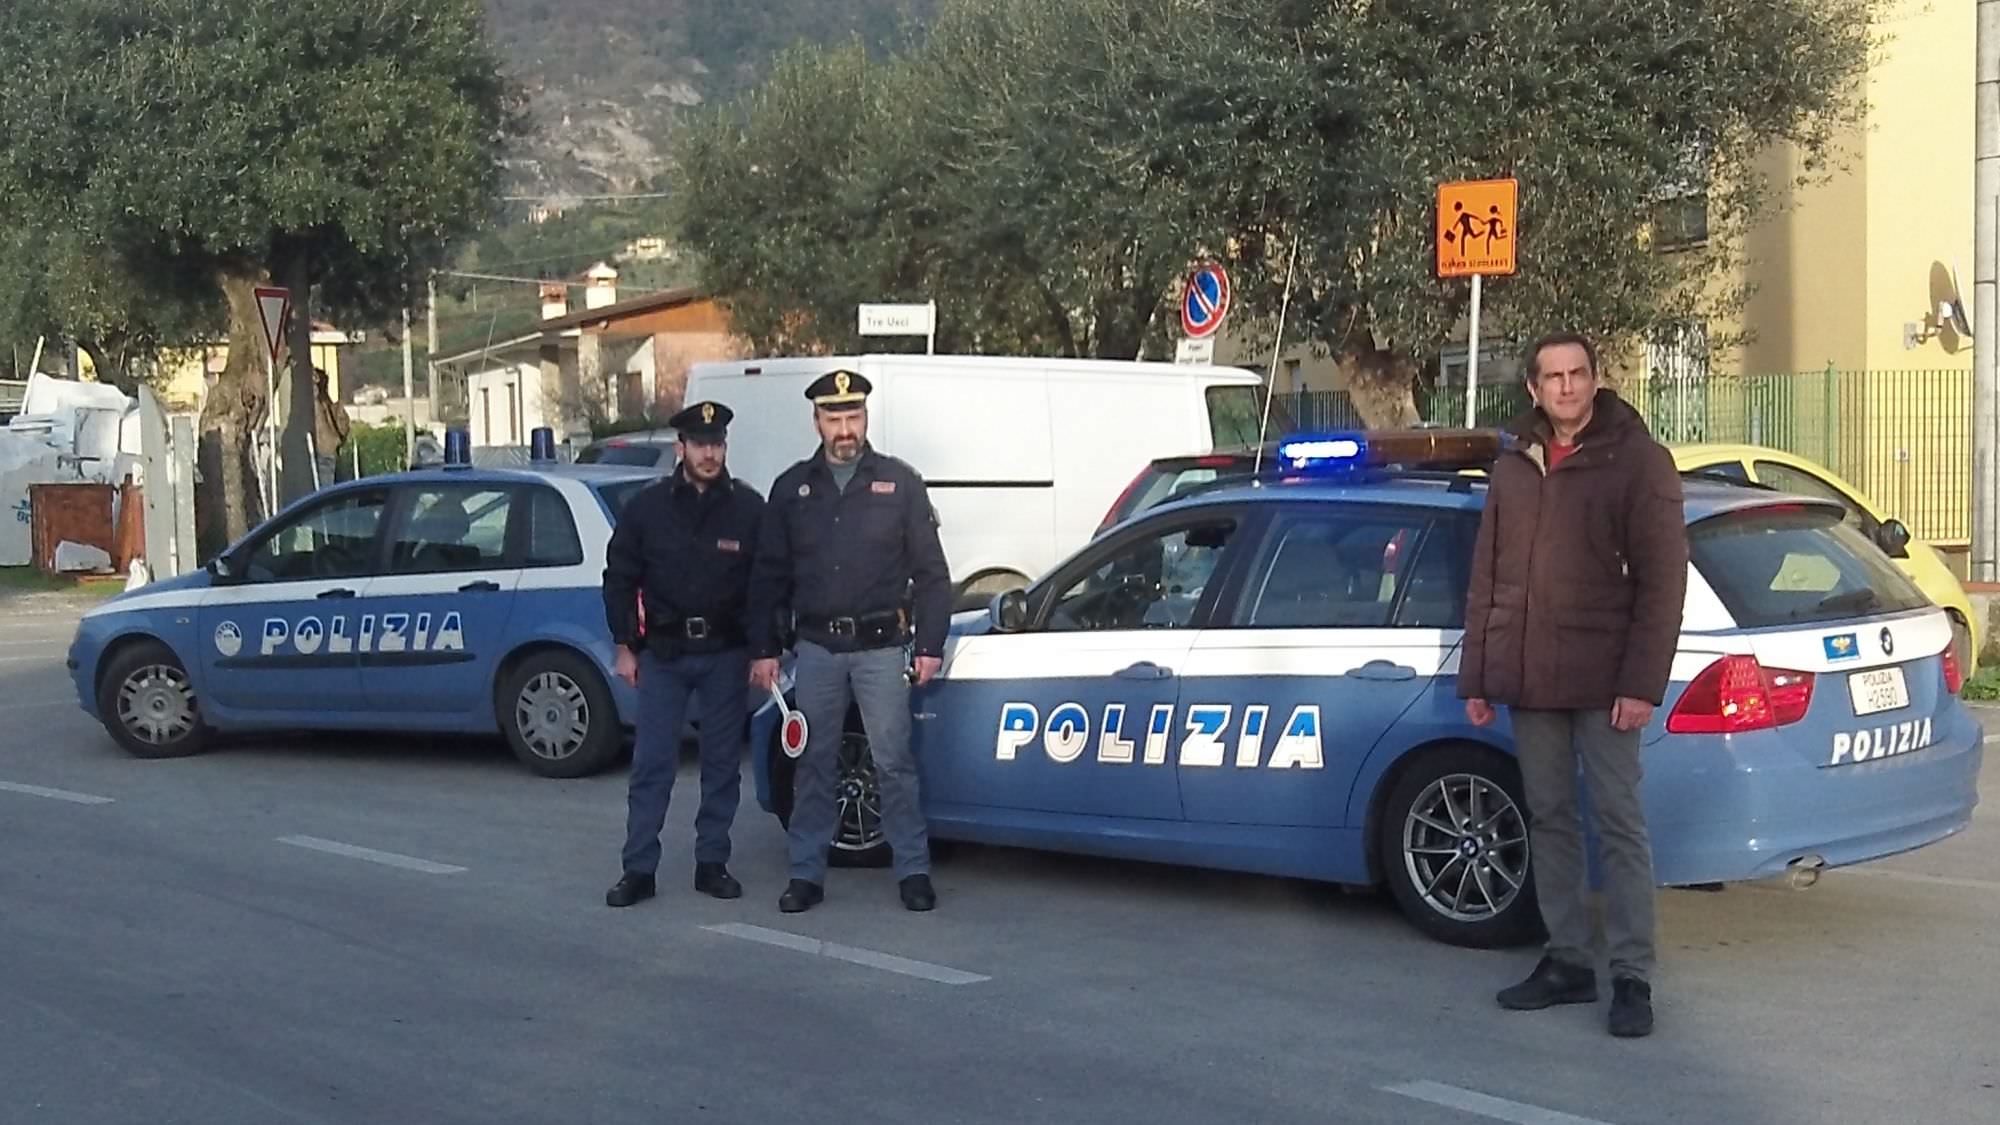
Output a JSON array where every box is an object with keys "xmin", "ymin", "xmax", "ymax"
[
  {"xmin": 669, "ymin": 400, "xmax": 733, "ymax": 439},
  {"xmin": 804, "ymin": 368, "xmax": 871, "ymax": 412}
]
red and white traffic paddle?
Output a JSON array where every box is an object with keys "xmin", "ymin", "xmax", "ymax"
[{"xmin": 770, "ymin": 683, "xmax": 808, "ymax": 759}]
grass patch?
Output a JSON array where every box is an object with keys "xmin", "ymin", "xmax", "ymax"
[
  {"xmin": 1962, "ymin": 665, "xmax": 2000, "ymax": 703},
  {"xmin": 0, "ymin": 566, "xmax": 77, "ymax": 594}
]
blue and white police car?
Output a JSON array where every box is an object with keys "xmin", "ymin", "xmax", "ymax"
[
  {"xmin": 752, "ymin": 430, "xmax": 1983, "ymax": 947},
  {"xmin": 67, "ymin": 435, "xmax": 660, "ymax": 778}
]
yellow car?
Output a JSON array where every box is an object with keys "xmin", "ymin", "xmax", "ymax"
[{"xmin": 1671, "ymin": 443, "xmax": 1980, "ymax": 673}]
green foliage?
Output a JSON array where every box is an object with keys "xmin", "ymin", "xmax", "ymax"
[
  {"xmin": 672, "ymin": 0, "xmax": 1876, "ymax": 418},
  {"xmin": 347, "ymin": 422, "xmax": 412, "ymax": 478}
]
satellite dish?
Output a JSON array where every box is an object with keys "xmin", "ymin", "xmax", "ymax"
[{"xmin": 1950, "ymin": 264, "xmax": 1975, "ymax": 337}]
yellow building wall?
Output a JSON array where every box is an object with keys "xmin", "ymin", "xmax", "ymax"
[{"xmin": 153, "ymin": 340, "xmax": 346, "ymax": 412}]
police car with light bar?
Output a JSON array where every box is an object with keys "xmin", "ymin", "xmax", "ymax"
[
  {"xmin": 66, "ymin": 430, "xmax": 664, "ymax": 778},
  {"xmin": 751, "ymin": 428, "xmax": 1983, "ymax": 947}
]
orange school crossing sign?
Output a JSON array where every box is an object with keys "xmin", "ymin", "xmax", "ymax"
[{"xmin": 1437, "ymin": 178, "xmax": 1518, "ymax": 278}]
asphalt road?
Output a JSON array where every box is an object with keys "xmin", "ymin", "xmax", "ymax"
[{"xmin": 3, "ymin": 594, "xmax": 1997, "ymax": 1125}]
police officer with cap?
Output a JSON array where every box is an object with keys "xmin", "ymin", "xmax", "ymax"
[
  {"xmin": 748, "ymin": 368, "xmax": 951, "ymax": 913},
  {"xmin": 602, "ymin": 399, "xmax": 765, "ymax": 908}
]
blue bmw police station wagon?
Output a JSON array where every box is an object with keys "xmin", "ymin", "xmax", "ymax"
[
  {"xmin": 68, "ymin": 442, "xmax": 661, "ymax": 778},
  {"xmin": 753, "ymin": 430, "xmax": 1984, "ymax": 947}
]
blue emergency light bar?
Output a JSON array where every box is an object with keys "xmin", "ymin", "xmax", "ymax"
[
  {"xmin": 443, "ymin": 429, "xmax": 472, "ymax": 468},
  {"xmin": 1271, "ymin": 428, "xmax": 1512, "ymax": 476}
]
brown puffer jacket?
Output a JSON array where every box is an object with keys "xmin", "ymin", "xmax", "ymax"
[{"xmin": 1459, "ymin": 389, "xmax": 1689, "ymax": 710}]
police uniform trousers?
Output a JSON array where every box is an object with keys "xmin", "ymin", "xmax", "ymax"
[
  {"xmin": 1510, "ymin": 707, "xmax": 1658, "ymax": 982},
  {"xmin": 622, "ymin": 647, "xmax": 750, "ymax": 875},
  {"xmin": 787, "ymin": 639, "xmax": 929, "ymax": 882}
]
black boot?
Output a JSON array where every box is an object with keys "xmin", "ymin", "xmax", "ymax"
[
  {"xmin": 899, "ymin": 874, "xmax": 936, "ymax": 912},
  {"xmin": 1608, "ymin": 976, "xmax": 1654, "ymax": 1038},
  {"xmin": 1496, "ymin": 956, "xmax": 1598, "ymax": 1010},
  {"xmin": 694, "ymin": 863, "xmax": 742, "ymax": 900},
  {"xmin": 605, "ymin": 872, "xmax": 656, "ymax": 908},
  {"xmin": 778, "ymin": 879, "xmax": 824, "ymax": 913}
]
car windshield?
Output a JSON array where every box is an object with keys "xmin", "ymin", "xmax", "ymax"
[
  {"xmin": 577, "ymin": 443, "xmax": 666, "ymax": 467},
  {"xmin": 1205, "ymin": 385, "xmax": 1292, "ymax": 448},
  {"xmin": 592, "ymin": 479, "xmax": 650, "ymax": 520},
  {"xmin": 1690, "ymin": 505, "xmax": 1930, "ymax": 629}
]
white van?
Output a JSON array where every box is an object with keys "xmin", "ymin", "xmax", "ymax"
[{"xmin": 684, "ymin": 354, "xmax": 1269, "ymax": 606}]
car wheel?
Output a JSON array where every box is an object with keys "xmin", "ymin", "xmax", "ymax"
[
  {"xmin": 1378, "ymin": 746, "xmax": 1541, "ymax": 949},
  {"xmin": 498, "ymin": 650, "xmax": 621, "ymax": 778},
  {"xmin": 767, "ymin": 705, "xmax": 892, "ymax": 868},
  {"xmin": 97, "ymin": 641, "xmax": 211, "ymax": 759}
]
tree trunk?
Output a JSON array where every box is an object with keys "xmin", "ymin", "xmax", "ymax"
[
  {"xmin": 1338, "ymin": 347, "xmax": 1423, "ymax": 429},
  {"xmin": 196, "ymin": 262, "xmax": 274, "ymax": 559},
  {"xmin": 280, "ymin": 252, "xmax": 318, "ymax": 503}
]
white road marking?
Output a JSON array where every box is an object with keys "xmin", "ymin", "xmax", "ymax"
[
  {"xmin": 1983, "ymin": 734, "xmax": 2000, "ymax": 745},
  {"xmin": 704, "ymin": 923, "xmax": 991, "ymax": 985},
  {"xmin": 0, "ymin": 780, "xmax": 114, "ymax": 805},
  {"xmin": 0, "ymin": 655, "xmax": 59, "ymax": 664},
  {"xmin": 1842, "ymin": 867, "xmax": 2000, "ymax": 893},
  {"xmin": 277, "ymin": 835, "xmax": 467, "ymax": 875},
  {"xmin": 0, "ymin": 700, "xmax": 79, "ymax": 714},
  {"xmin": 1382, "ymin": 1081, "xmax": 1616, "ymax": 1125}
]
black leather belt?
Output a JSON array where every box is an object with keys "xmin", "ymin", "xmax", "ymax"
[
  {"xmin": 651, "ymin": 616, "xmax": 745, "ymax": 644},
  {"xmin": 797, "ymin": 609, "xmax": 908, "ymax": 647}
]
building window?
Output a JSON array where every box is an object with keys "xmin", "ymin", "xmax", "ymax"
[{"xmin": 1650, "ymin": 192, "xmax": 1709, "ymax": 250}]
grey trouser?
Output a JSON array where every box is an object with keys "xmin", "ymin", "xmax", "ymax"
[
  {"xmin": 1511, "ymin": 707, "xmax": 1657, "ymax": 982},
  {"xmin": 788, "ymin": 639, "xmax": 929, "ymax": 882}
]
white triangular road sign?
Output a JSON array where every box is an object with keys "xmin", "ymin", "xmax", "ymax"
[{"xmin": 255, "ymin": 287, "xmax": 291, "ymax": 362}]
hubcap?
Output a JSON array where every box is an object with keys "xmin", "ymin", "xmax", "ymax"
[
  {"xmin": 117, "ymin": 664, "xmax": 196, "ymax": 745},
  {"xmin": 832, "ymin": 730, "xmax": 885, "ymax": 853},
  {"xmin": 1402, "ymin": 772, "xmax": 1530, "ymax": 923},
  {"xmin": 516, "ymin": 672, "xmax": 590, "ymax": 761}
]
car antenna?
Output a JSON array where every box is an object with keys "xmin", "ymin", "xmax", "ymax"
[{"xmin": 1251, "ymin": 233, "xmax": 1302, "ymax": 483}]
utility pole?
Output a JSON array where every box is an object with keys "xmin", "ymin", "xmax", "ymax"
[
  {"xmin": 426, "ymin": 273, "xmax": 439, "ymax": 424},
  {"xmin": 402, "ymin": 305, "xmax": 416, "ymax": 467},
  {"xmin": 1976, "ymin": 0, "xmax": 1999, "ymax": 582}
]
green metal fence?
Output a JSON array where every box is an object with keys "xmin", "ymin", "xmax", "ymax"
[{"xmin": 1279, "ymin": 368, "xmax": 1972, "ymax": 545}]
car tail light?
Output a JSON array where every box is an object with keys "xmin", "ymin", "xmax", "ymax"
[
  {"xmin": 1943, "ymin": 643, "xmax": 1964, "ymax": 695},
  {"xmin": 1666, "ymin": 655, "xmax": 1815, "ymax": 735}
]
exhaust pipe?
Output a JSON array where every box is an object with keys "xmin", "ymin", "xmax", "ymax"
[{"xmin": 1786, "ymin": 855, "xmax": 1826, "ymax": 890}]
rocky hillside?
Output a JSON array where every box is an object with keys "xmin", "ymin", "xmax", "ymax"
[{"xmin": 486, "ymin": 0, "xmax": 934, "ymax": 199}]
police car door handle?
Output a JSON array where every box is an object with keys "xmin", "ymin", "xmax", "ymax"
[
  {"xmin": 1346, "ymin": 660, "xmax": 1417, "ymax": 681},
  {"xmin": 1114, "ymin": 661, "xmax": 1173, "ymax": 680},
  {"xmin": 316, "ymin": 587, "xmax": 357, "ymax": 600},
  {"xmin": 458, "ymin": 580, "xmax": 501, "ymax": 593}
]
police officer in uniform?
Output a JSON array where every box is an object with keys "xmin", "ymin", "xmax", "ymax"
[
  {"xmin": 748, "ymin": 369, "xmax": 952, "ymax": 914},
  {"xmin": 602, "ymin": 400, "xmax": 765, "ymax": 908}
]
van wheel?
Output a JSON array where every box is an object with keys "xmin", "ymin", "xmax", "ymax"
[
  {"xmin": 98, "ymin": 641, "xmax": 211, "ymax": 758},
  {"xmin": 498, "ymin": 650, "xmax": 621, "ymax": 778},
  {"xmin": 1378, "ymin": 746, "xmax": 1541, "ymax": 949},
  {"xmin": 767, "ymin": 705, "xmax": 891, "ymax": 868},
  {"xmin": 955, "ymin": 570, "xmax": 1028, "ymax": 613}
]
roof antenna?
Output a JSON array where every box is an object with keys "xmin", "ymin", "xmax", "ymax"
[{"xmin": 1252, "ymin": 234, "xmax": 1302, "ymax": 480}]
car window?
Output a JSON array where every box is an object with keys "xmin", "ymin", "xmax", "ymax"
[
  {"xmin": 390, "ymin": 486, "xmax": 511, "ymax": 574},
  {"xmin": 579, "ymin": 443, "xmax": 668, "ymax": 467},
  {"xmin": 1753, "ymin": 461, "xmax": 1873, "ymax": 534},
  {"xmin": 1231, "ymin": 510, "xmax": 1448, "ymax": 628},
  {"xmin": 1396, "ymin": 516, "xmax": 1476, "ymax": 628},
  {"xmin": 1683, "ymin": 459, "xmax": 1749, "ymax": 483},
  {"xmin": 523, "ymin": 485, "xmax": 583, "ymax": 567},
  {"xmin": 592, "ymin": 479, "xmax": 649, "ymax": 521},
  {"xmin": 242, "ymin": 490, "xmax": 388, "ymax": 582},
  {"xmin": 1044, "ymin": 518, "xmax": 1238, "ymax": 632},
  {"xmin": 1691, "ymin": 506, "xmax": 1928, "ymax": 628}
]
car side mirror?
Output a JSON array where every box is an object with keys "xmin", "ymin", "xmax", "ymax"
[
  {"xmin": 1875, "ymin": 519, "xmax": 1912, "ymax": 559},
  {"xmin": 206, "ymin": 553, "xmax": 240, "ymax": 583},
  {"xmin": 991, "ymin": 588, "xmax": 1029, "ymax": 633}
]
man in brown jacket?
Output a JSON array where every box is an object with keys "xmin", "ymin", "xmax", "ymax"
[{"xmin": 1461, "ymin": 332, "xmax": 1688, "ymax": 1039}]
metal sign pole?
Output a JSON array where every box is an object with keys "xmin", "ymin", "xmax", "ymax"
[{"xmin": 1464, "ymin": 273, "xmax": 1483, "ymax": 428}]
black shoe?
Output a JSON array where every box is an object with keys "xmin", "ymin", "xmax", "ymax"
[
  {"xmin": 1609, "ymin": 976, "xmax": 1654, "ymax": 1038},
  {"xmin": 899, "ymin": 874, "xmax": 936, "ymax": 912},
  {"xmin": 605, "ymin": 872, "xmax": 656, "ymax": 908},
  {"xmin": 1496, "ymin": 956, "xmax": 1598, "ymax": 1010},
  {"xmin": 778, "ymin": 880, "xmax": 824, "ymax": 914},
  {"xmin": 694, "ymin": 863, "xmax": 742, "ymax": 900}
]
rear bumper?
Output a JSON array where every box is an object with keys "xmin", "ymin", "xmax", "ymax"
[{"xmin": 1645, "ymin": 708, "xmax": 1983, "ymax": 885}]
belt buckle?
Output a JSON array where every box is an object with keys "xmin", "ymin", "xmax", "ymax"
[
  {"xmin": 684, "ymin": 617, "xmax": 709, "ymax": 639},
  {"xmin": 829, "ymin": 617, "xmax": 857, "ymax": 637}
]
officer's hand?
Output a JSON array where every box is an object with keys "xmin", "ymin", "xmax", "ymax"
[
  {"xmin": 749, "ymin": 658, "xmax": 780, "ymax": 692},
  {"xmin": 615, "ymin": 647, "xmax": 640, "ymax": 689},
  {"xmin": 1611, "ymin": 696, "xmax": 1654, "ymax": 732},
  {"xmin": 1465, "ymin": 698, "xmax": 1496, "ymax": 727},
  {"xmin": 912, "ymin": 655, "xmax": 941, "ymax": 687}
]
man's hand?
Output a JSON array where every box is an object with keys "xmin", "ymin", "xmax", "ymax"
[
  {"xmin": 614, "ymin": 647, "xmax": 640, "ymax": 689},
  {"xmin": 1611, "ymin": 696, "xmax": 1655, "ymax": 732},
  {"xmin": 912, "ymin": 655, "xmax": 942, "ymax": 687},
  {"xmin": 1465, "ymin": 698, "xmax": 1496, "ymax": 727},
  {"xmin": 749, "ymin": 658, "xmax": 781, "ymax": 692}
]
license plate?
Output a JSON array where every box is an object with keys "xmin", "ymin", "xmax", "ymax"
[{"xmin": 1847, "ymin": 666, "xmax": 1909, "ymax": 716}]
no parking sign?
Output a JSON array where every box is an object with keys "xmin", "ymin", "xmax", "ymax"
[{"xmin": 1180, "ymin": 263, "xmax": 1230, "ymax": 339}]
